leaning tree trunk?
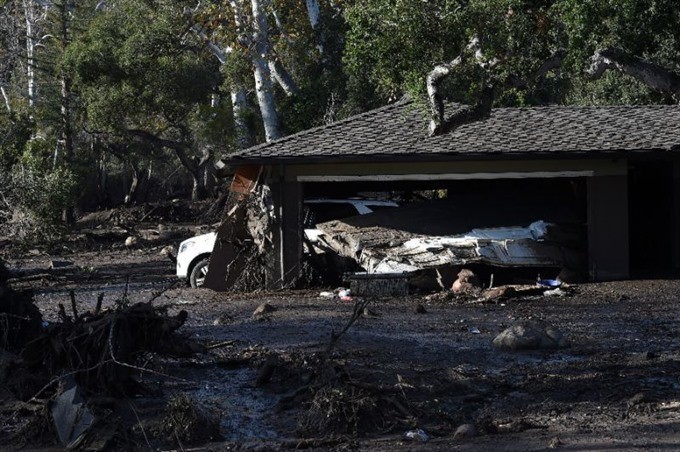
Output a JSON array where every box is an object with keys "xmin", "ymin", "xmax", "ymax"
[
  {"xmin": 187, "ymin": 12, "xmax": 256, "ymax": 150},
  {"xmin": 305, "ymin": 0, "xmax": 323, "ymax": 53},
  {"xmin": 59, "ymin": 1, "xmax": 76, "ymax": 225},
  {"xmin": 231, "ymin": 89, "xmax": 254, "ymax": 149},
  {"xmin": 251, "ymin": 0, "xmax": 281, "ymax": 142},
  {"xmin": 22, "ymin": 0, "xmax": 40, "ymax": 110},
  {"xmin": 426, "ymin": 36, "xmax": 565, "ymax": 136},
  {"xmin": 125, "ymin": 161, "xmax": 140, "ymax": 205},
  {"xmin": 426, "ymin": 37, "xmax": 497, "ymax": 136}
]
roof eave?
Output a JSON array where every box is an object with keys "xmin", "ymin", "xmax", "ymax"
[{"xmin": 226, "ymin": 148, "xmax": 677, "ymax": 167}]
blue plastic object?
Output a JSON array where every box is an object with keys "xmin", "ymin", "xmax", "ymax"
[{"xmin": 537, "ymin": 279, "xmax": 562, "ymax": 288}]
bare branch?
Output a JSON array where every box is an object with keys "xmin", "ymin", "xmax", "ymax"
[
  {"xmin": 427, "ymin": 44, "xmax": 566, "ymax": 136},
  {"xmin": 126, "ymin": 129, "xmax": 198, "ymax": 174},
  {"xmin": 0, "ymin": 85, "xmax": 11, "ymax": 113},
  {"xmin": 431, "ymin": 84, "xmax": 496, "ymax": 136},
  {"xmin": 268, "ymin": 57, "xmax": 298, "ymax": 96},
  {"xmin": 426, "ymin": 37, "xmax": 490, "ymax": 136},
  {"xmin": 589, "ymin": 47, "xmax": 680, "ymax": 100}
]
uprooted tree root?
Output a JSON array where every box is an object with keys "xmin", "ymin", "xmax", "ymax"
[
  {"xmin": 21, "ymin": 299, "xmax": 203, "ymax": 396},
  {"xmin": 1, "ymin": 267, "xmax": 207, "ymax": 448}
]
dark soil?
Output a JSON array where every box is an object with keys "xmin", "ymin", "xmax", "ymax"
[{"xmin": 1, "ymin": 211, "xmax": 680, "ymax": 450}]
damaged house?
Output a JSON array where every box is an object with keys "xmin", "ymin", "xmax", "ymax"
[{"xmin": 206, "ymin": 99, "xmax": 680, "ymax": 290}]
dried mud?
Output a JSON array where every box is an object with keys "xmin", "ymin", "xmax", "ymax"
[{"xmin": 2, "ymin": 243, "xmax": 680, "ymax": 450}]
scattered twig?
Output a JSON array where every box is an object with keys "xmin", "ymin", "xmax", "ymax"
[
  {"xmin": 138, "ymin": 206, "xmax": 159, "ymax": 223},
  {"xmin": 206, "ymin": 340, "xmax": 237, "ymax": 350},
  {"xmin": 94, "ymin": 292, "xmax": 104, "ymax": 316},
  {"xmin": 69, "ymin": 290, "xmax": 79, "ymax": 321},
  {"xmin": 325, "ymin": 298, "xmax": 371, "ymax": 356},
  {"xmin": 128, "ymin": 400, "xmax": 153, "ymax": 450}
]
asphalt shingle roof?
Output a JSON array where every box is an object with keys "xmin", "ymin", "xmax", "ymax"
[{"xmin": 228, "ymin": 99, "xmax": 680, "ymax": 164}]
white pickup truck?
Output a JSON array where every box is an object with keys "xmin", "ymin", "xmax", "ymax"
[{"xmin": 176, "ymin": 198, "xmax": 398, "ymax": 287}]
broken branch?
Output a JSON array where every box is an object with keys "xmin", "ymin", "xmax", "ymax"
[
  {"xmin": 589, "ymin": 47, "xmax": 680, "ymax": 100},
  {"xmin": 426, "ymin": 37, "xmax": 498, "ymax": 136}
]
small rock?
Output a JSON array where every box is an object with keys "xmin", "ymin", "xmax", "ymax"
[
  {"xmin": 415, "ymin": 304, "xmax": 427, "ymax": 314},
  {"xmin": 253, "ymin": 303, "xmax": 276, "ymax": 317},
  {"xmin": 213, "ymin": 313, "xmax": 234, "ymax": 325},
  {"xmin": 548, "ymin": 437, "xmax": 563, "ymax": 449},
  {"xmin": 492, "ymin": 320, "xmax": 567, "ymax": 351},
  {"xmin": 627, "ymin": 391, "xmax": 650, "ymax": 407},
  {"xmin": 453, "ymin": 423, "xmax": 477, "ymax": 439},
  {"xmin": 124, "ymin": 236, "xmax": 138, "ymax": 248},
  {"xmin": 362, "ymin": 307, "xmax": 379, "ymax": 317},
  {"xmin": 159, "ymin": 245, "xmax": 175, "ymax": 257}
]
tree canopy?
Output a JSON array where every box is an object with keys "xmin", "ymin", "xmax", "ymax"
[{"xmin": 1, "ymin": 0, "xmax": 679, "ymax": 228}]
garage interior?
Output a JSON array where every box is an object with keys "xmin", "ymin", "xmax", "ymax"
[{"xmin": 265, "ymin": 157, "xmax": 642, "ymax": 288}]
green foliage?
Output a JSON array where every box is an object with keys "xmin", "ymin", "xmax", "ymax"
[
  {"xmin": 64, "ymin": 0, "xmax": 220, "ymax": 135},
  {"xmin": 344, "ymin": 0, "xmax": 465, "ymax": 108},
  {"xmin": 0, "ymin": 113, "xmax": 33, "ymax": 169},
  {"xmin": 343, "ymin": 0, "xmax": 569, "ymax": 108},
  {"xmin": 343, "ymin": 0, "xmax": 680, "ymax": 109},
  {"xmin": 559, "ymin": 0, "xmax": 680, "ymax": 105},
  {"xmin": 3, "ymin": 0, "xmax": 680, "ymax": 210},
  {"xmin": 0, "ymin": 165, "xmax": 78, "ymax": 243}
]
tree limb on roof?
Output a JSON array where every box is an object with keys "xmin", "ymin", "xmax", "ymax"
[{"xmin": 588, "ymin": 47, "xmax": 680, "ymax": 100}]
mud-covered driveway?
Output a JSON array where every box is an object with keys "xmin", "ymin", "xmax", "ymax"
[{"xmin": 5, "ymin": 248, "xmax": 680, "ymax": 450}]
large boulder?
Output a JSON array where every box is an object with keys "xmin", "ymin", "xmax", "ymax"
[{"xmin": 492, "ymin": 320, "xmax": 567, "ymax": 351}]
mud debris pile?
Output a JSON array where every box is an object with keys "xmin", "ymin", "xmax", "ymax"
[{"xmin": 0, "ymin": 265, "xmax": 205, "ymax": 449}]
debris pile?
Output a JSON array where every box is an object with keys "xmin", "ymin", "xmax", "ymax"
[
  {"xmin": 22, "ymin": 300, "xmax": 202, "ymax": 395},
  {"xmin": 0, "ymin": 264, "xmax": 205, "ymax": 449},
  {"xmin": 316, "ymin": 216, "xmax": 583, "ymax": 277}
]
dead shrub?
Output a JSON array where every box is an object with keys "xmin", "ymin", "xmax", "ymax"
[
  {"xmin": 159, "ymin": 394, "xmax": 221, "ymax": 445},
  {"xmin": 0, "ymin": 166, "xmax": 78, "ymax": 244},
  {"xmin": 298, "ymin": 384, "xmax": 389, "ymax": 437}
]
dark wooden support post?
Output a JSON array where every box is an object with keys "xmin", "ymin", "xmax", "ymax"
[
  {"xmin": 279, "ymin": 180, "xmax": 302, "ymax": 288},
  {"xmin": 672, "ymin": 159, "xmax": 680, "ymax": 275},
  {"xmin": 587, "ymin": 174, "xmax": 629, "ymax": 280},
  {"xmin": 268, "ymin": 175, "xmax": 302, "ymax": 289}
]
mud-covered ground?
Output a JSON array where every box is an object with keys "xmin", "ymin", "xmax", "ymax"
[{"xmin": 2, "ymin": 208, "xmax": 680, "ymax": 451}]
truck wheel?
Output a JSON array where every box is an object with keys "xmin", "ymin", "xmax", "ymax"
[{"xmin": 189, "ymin": 258, "xmax": 210, "ymax": 288}]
